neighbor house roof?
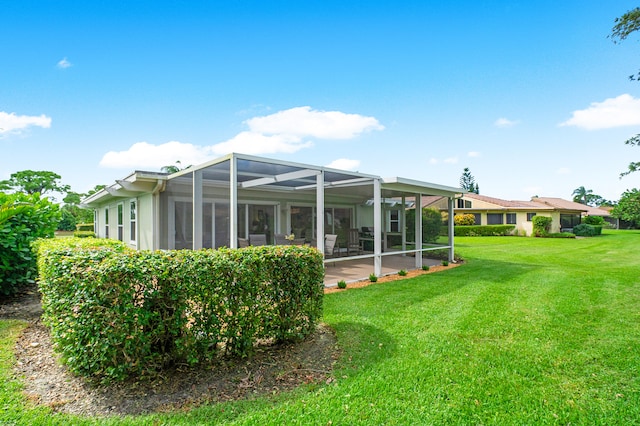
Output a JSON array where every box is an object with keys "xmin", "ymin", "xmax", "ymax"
[{"xmin": 532, "ymin": 197, "xmax": 609, "ymax": 216}]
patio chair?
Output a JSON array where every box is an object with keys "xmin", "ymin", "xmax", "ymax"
[
  {"xmin": 292, "ymin": 238, "xmax": 306, "ymax": 246},
  {"xmin": 249, "ymin": 234, "xmax": 267, "ymax": 246},
  {"xmin": 346, "ymin": 228, "xmax": 363, "ymax": 255},
  {"xmin": 325, "ymin": 234, "xmax": 338, "ymax": 258},
  {"xmin": 274, "ymin": 233, "xmax": 289, "ymax": 245}
]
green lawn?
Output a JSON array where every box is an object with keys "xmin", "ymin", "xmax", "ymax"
[{"xmin": 2, "ymin": 230, "xmax": 639, "ymax": 425}]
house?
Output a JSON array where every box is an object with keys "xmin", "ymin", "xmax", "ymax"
[
  {"xmin": 423, "ymin": 193, "xmax": 612, "ymax": 236},
  {"xmin": 82, "ymin": 153, "xmax": 463, "ymax": 280}
]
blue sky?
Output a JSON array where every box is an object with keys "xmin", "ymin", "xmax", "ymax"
[{"xmin": 2, "ymin": 0, "xmax": 640, "ymax": 202}]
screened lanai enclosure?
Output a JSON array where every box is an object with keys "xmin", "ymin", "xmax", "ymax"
[{"xmin": 83, "ymin": 153, "xmax": 463, "ymax": 283}]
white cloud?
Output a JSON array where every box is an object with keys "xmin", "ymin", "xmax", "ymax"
[
  {"xmin": 0, "ymin": 111, "xmax": 52, "ymax": 136},
  {"xmin": 57, "ymin": 57, "xmax": 72, "ymax": 69},
  {"xmin": 326, "ymin": 158, "xmax": 361, "ymax": 171},
  {"xmin": 467, "ymin": 151, "xmax": 481, "ymax": 157},
  {"xmin": 245, "ymin": 106, "xmax": 384, "ymax": 139},
  {"xmin": 557, "ymin": 167, "xmax": 571, "ymax": 175},
  {"xmin": 428, "ymin": 158, "xmax": 439, "ymax": 165},
  {"xmin": 99, "ymin": 141, "xmax": 215, "ymax": 168},
  {"xmin": 99, "ymin": 106, "xmax": 384, "ymax": 169},
  {"xmin": 210, "ymin": 132, "xmax": 313, "ymax": 156},
  {"xmin": 560, "ymin": 94, "xmax": 640, "ymax": 130},
  {"xmin": 494, "ymin": 117, "xmax": 519, "ymax": 128},
  {"xmin": 443, "ymin": 157, "xmax": 459, "ymax": 164}
]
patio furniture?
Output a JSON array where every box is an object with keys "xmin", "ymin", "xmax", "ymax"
[
  {"xmin": 325, "ymin": 234, "xmax": 338, "ymax": 258},
  {"xmin": 238, "ymin": 238, "xmax": 250, "ymax": 248},
  {"xmin": 292, "ymin": 238, "xmax": 306, "ymax": 246},
  {"xmin": 274, "ymin": 233, "xmax": 290, "ymax": 245},
  {"xmin": 249, "ymin": 234, "xmax": 267, "ymax": 246},
  {"xmin": 346, "ymin": 228, "xmax": 363, "ymax": 255}
]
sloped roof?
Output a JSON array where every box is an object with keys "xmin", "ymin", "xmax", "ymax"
[
  {"xmin": 532, "ymin": 197, "xmax": 609, "ymax": 216},
  {"xmin": 464, "ymin": 193, "xmax": 547, "ymax": 209}
]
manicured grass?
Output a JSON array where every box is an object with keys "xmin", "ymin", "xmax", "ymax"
[{"xmin": 2, "ymin": 230, "xmax": 639, "ymax": 424}]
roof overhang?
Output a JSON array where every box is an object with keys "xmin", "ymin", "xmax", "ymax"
[{"xmin": 381, "ymin": 177, "xmax": 464, "ymax": 197}]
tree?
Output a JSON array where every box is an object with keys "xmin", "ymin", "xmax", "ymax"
[
  {"xmin": 0, "ymin": 170, "xmax": 70, "ymax": 196},
  {"xmin": 459, "ymin": 167, "xmax": 479, "ymax": 194},
  {"xmin": 161, "ymin": 161, "xmax": 191, "ymax": 174},
  {"xmin": 611, "ymin": 188, "xmax": 640, "ymax": 228},
  {"xmin": 611, "ymin": 8, "xmax": 640, "ymax": 177}
]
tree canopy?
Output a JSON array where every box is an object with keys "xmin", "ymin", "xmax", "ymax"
[
  {"xmin": 612, "ymin": 188, "xmax": 640, "ymax": 227},
  {"xmin": 611, "ymin": 8, "xmax": 640, "ymax": 178},
  {"xmin": 0, "ymin": 170, "xmax": 70, "ymax": 196},
  {"xmin": 571, "ymin": 186, "xmax": 610, "ymax": 207},
  {"xmin": 459, "ymin": 167, "xmax": 479, "ymax": 194}
]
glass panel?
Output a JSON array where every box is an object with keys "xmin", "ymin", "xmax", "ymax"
[
  {"xmin": 203, "ymin": 203, "xmax": 213, "ymax": 248},
  {"xmin": 333, "ymin": 208, "xmax": 352, "ymax": 245},
  {"xmin": 487, "ymin": 213, "xmax": 503, "ymax": 225},
  {"xmin": 237, "ymin": 204, "xmax": 246, "ymax": 239},
  {"xmin": 175, "ymin": 201, "xmax": 193, "ymax": 249},
  {"xmin": 248, "ymin": 205, "xmax": 273, "ymax": 244},
  {"xmin": 291, "ymin": 206, "xmax": 314, "ymax": 241},
  {"xmin": 215, "ymin": 203, "xmax": 230, "ymax": 248}
]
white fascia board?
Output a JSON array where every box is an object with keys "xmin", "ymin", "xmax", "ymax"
[
  {"xmin": 241, "ymin": 169, "xmax": 320, "ymax": 189},
  {"xmin": 382, "ymin": 177, "xmax": 464, "ymax": 197}
]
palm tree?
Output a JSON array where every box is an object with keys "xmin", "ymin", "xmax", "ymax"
[
  {"xmin": 161, "ymin": 161, "xmax": 191, "ymax": 174},
  {"xmin": 572, "ymin": 186, "xmax": 593, "ymax": 205}
]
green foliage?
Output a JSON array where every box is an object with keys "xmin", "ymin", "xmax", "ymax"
[
  {"xmin": 572, "ymin": 224, "xmax": 602, "ymax": 237},
  {"xmin": 405, "ymin": 208, "xmax": 442, "ymax": 243},
  {"xmin": 0, "ymin": 170, "xmax": 70, "ymax": 196},
  {"xmin": 35, "ymin": 240, "xmax": 324, "ymax": 381},
  {"xmin": 76, "ymin": 223, "xmax": 94, "ymax": 231},
  {"xmin": 0, "ymin": 193, "xmax": 60, "ymax": 296},
  {"xmin": 459, "ymin": 167, "xmax": 479, "ymax": 193},
  {"xmin": 532, "ymin": 215, "xmax": 552, "ymax": 237},
  {"xmin": 546, "ymin": 232, "xmax": 577, "ymax": 239},
  {"xmin": 58, "ymin": 204, "xmax": 93, "ymax": 231},
  {"xmin": 398, "ymin": 269, "xmax": 407, "ymax": 276},
  {"xmin": 57, "ymin": 208, "xmax": 76, "ymax": 231},
  {"xmin": 454, "ymin": 213, "xmax": 475, "ymax": 226},
  {"xmin": 422, "ymin": 264, "xmax": 430, "ymax": 271},
  {"xmin": 454, "ymin": 225, "xmax": 515, "ymax": 236},
  {"xmin": 337, "ymin": 280, "xmax": 347, "ymax": 289},
  {"xmin": 583, "ymin": 215, "xmax": 605, "ymax": 225},
  {"xmin": 612, "ymin": 188, "xmax": 640, "ymax": 227},
  {"xmin": 369, "ymin": 273, "xmax": 378, "ymax": 282},
  {"xmin": 441, "ymin": 260, "xmax": 449, "ymax": 266},
  {"xmin": 73, "ymin": 230, "xmax": 96, "ymax": 238}
]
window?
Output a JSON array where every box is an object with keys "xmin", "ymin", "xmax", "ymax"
[
  {"xmin": 388, "ymin": 209, "xmax": 400, "ymax": 232},
  {"xmin": 487, "ymin": 213, "xmax": 504, "ymax": 225},
  {"xmin": 104, "ymin": 208, "xmax": 109, "ymax": 238},
  {"xmin": 473, "ymin": 213, "xmax": 482, "ymax": 225},
  {"xmin": 506, "ymin": 213, "xmax": 516, "ymax": 224},
  {"xmin": 457, "ymin": 199, "xmax": 472, "ymax": 208},
  {"xmin": 117, "ymin": 203, "xmax": 124, "ymax": 241},
  {"xmin": 527, "ymin": 212, "xmax": 536, "ymax": 221},
  {"xmin": 560, "ymin": 214, "xmax": 581, "ymax": 229},
  {"xmin": 129, "ymin": 200, "xmax": 137, "ymax": 243}
]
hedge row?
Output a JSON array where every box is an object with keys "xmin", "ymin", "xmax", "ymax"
[
  {"xmin": 573, "ymin": 224, "xmax": 603, "ymax": 237},
  {"xmin": 454, "ymin": 225, "xmax": 516, "ymax": 236},
  {"xmin": 36, "ymin": 239, "xmax": 324, "ymax": 382}
]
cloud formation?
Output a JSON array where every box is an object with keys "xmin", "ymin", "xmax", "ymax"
[
  {"xmin": 0, "ymin": 111, "xmax": 52, "ymax": 136},
  {"xmin": 100, "ymin": 107, "xmax": 384, "ymax": 168},
  {"xmin": 467, "ymin": 151, "xmax": 481, "ymax": 157},
  {"xmin": 560, "ymin": 94, "xmax": 640, "ymax": 130},
  {"xmin": 494, "ymin": 117, "xmax": 519, "ymax": 128},
  {"xmin": 326, "ymin": 158, "xmax": 361, "ymax": 171},
  {"xmin": 57, "ymin": 57, "xmax": 72, "ymax": 69}
]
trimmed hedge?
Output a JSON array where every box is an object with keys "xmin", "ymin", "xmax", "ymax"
[
  {"xmin": 573, "ymin": 224, "xmax": 602, "ymax": 237},
  {"xmin": 35, "ymin": 239, "xmax": 324, "ymax": 382},
  {"xmin": 454, "ymin": 225, "xmax": 515, "ymax": 236}
]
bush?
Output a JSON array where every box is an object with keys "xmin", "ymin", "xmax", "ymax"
[
  {"xmin": 337, "ymin": 280, "xmax": 347, "ymax": 289},
  {"xmin": 454, "ymin": 225, "xmax": 515, "ymax": 236},
  {"xmin": 441, "ymin": 260, "xmax": 449, "ymax": 266},
  {"xmin": 0, "ymin": 192, "xmax": 60, "ymax": 296},
  {"xmin": 398, "ymin": 269, "xmax": 407, "ymax": 276},
  {"xmin": 454, "ymin": 213, "xmax": 475, "ymax": 226},
  {"xmin": 422, "ymin": 265, "xmax": 430, "ymax": 271},
  {"xmin": 532, "ymin": 216, "xmax": 552, "ymax": 237},
  {"xmin": 573, "ymin": 224, "xmax": 601, "ymax": 237},
  {"xmin": 546, "ymin": 232, "xmax": 576, "ymax": 239},
  {"xmin": 73, "ymin": 230, "xmax": 96, "ymax": 238},
  {"xmin": 36, "ymin": 240, "xmax": 324, "ymax": 382},
  {"xmin": 369, "ymin": 273, "xmax": 378, "ymax": 282},
  {"xmin": 583, "ymin": 216, "xmax": 605, "ymax": 226},
  {"xmin": 57, "ymin": 209, "xmax": 76, "ymax": 231},
  {"xmin": 76, "ymin": 223, "xmax": 95, "ymax": 232}
]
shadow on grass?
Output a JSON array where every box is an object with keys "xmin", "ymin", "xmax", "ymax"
[{"xmin": 329, "ymin": 321, "xmax": 398, "ymax": 373}]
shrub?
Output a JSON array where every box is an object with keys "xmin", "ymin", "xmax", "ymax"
[
  {"xmin": 73, "ymin": 230, "xmax": 96, "ymax": 238},
  {"xmin": 454, "ymin": 225, "xmax": 515, "ymax": 236},
  {"xmin": 422, "ymin": 265, "xmax": 430, "ymax": 271},
  {"xmin": 369, "ymin": 273, "xmax": 378, "ymax": 282},
  {"xmin": 0, "ymin": 192, "xmax": 60, "ymax": 296},
  {"xmin": 546, "ymin": 232, "xmax": 576, "ymax": 238},
  {"xmin": 454, "ymin": 213, "xmax": 475, "ymax": 226},
  {"xmin": 76, "ymin": 223, "xmax": 95, "ymax": 232},
  {"xmin": 36, "ymin": 241, "xmax": 324, "ymax": 381},
  {"xmin": 532, "ymin": 216, "xmax": 552, "ymax": 237},
  {"xmin": 57, "ymin": 209, "xmax": 76, "ymax": 231},
  {"xmin": 337, "ymin": 280, "xmax": 347, "ymax": 289},
  {"xmin": 441, "ymin": 260, "xmax": 449, "ymax": 266},
  {"xmin": 573, "ymin": 224, "xmax": 600, "ymax": 237},
  {"xmin": 398, "ymin": 269, "xmax": 408, "ymax": 276},
  {"xmin": 583, "ymin": 216, "xmax": 605, "ymax": 226}
]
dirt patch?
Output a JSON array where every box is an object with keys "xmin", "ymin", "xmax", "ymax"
[{"xmin": 324, "ymin": 262, "xmax": 461, "ymax": 294}]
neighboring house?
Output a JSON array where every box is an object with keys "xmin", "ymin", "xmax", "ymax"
[
  {"xmin": 82, "ymin": 153, "xmax": 463, "ymax": 278},
  {"xmin": 424, "ymin": 193, "xmax": 611, "ymax": 236}
]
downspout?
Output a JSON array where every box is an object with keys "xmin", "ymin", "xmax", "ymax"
[
  {"xmin": 152, "ymin": 179, "xmax": 166, "ymax": 250},
  {"xmin": 448, "ymin": 196, "xmax": 455, "ymax": 263}
]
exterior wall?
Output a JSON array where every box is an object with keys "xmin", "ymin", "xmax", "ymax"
[{"xmin": 137, "ymin": 193, "xmax": 154, "ymax": 250}]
